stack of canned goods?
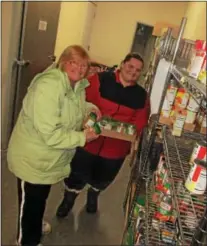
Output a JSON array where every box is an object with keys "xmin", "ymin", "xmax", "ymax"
[
  {"xmin": 97, "ymin": 117, "xmax": 136, "ymax": 136},
  {"xmin": 185, "ymin": 138, "xmax": 207, "ymax": 195}
]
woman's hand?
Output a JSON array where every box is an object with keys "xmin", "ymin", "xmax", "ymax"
[{"xmin": 84, "ymin": 127, "xmax": 99, "ymax": 143}]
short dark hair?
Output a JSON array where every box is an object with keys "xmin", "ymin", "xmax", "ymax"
[{"xmin": 123, "ymin": 52, "xmax": 144, "ymax": 67}]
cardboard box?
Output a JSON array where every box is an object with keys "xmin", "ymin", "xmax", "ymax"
[
  {"xmin": 200, "ymin": 127, "xmax": 207, "ymax": 135},
  {"xmin": 98, "ymin": 117, "xmax": 137, "ymax": 142},
  {"xmin": 159, "ymin": 115, "xmax": 173, "ymax": 126},
  {"xmin": 184, "ymin": 122, "xmax": 196, "ymax": 132},
  {"xmin": 100, "ymin": 128, "xmax": 137, "ymax": 142}
]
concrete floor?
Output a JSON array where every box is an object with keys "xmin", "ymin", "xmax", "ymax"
[{"xmin": 1, "ymin": 151, "xmax": 130, "ymax": 245}]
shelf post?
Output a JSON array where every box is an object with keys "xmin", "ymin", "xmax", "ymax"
[{"xmin": 172, "ymin": 17, "xmax": 187, "ymax": 64}]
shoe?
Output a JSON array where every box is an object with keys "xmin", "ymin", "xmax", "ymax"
[
  {"xmin": 56, "ymin": 190, "xmax": 78, "ymax": 218},
  {"xmin": 16, "ymin": 241, "xmax": 43, "ymax": 246},
  {"xmin": 15, "ymin": 221, "xmax": 50, "ymax": 246},
  {"xmin": 42, "ymin": 221, "xmax": 51, "ymax": 235},
  {"xmin": 86, "ymin": 187, "xmax": 100, "ymax": 214}
]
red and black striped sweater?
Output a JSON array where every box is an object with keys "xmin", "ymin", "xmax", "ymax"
[{"xmin": 84, "ymin": 70, "xmax": 150, "ymax": 159}]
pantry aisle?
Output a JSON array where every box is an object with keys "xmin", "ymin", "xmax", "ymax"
[{"xmin": 1, "ymin": 151, "xmax": 131, "ymax": 245}]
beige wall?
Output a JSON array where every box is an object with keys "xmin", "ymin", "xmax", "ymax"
[
  {"xmin": 184, "ymin": 1, "xmax": 206, "ymax": 40},
  {"xmin": 54, "ymin": 2, "xmax": 89, "ymax": 59},
  {"xmin": 89, "ymin": 2, "xmax": 188, "ymax": 66}
]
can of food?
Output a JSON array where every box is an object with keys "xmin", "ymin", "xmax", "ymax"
[
  {"xmin": 189, "ymin": 140, "xmax": 207, "ymax": 164},
  {"xmin": 184, "ymin": 211, "xmax": 197, "ymax": 230},
  {"xmin": 187, "ymin": 96, "xmax": 201, "ymax": 113},
  {"xmin": 185, "ymin": 110, "xmax": 197, "ymax": 124},
  {"xmin": 174, "ymin": 88, "xmax": 189, "ymax": 109},
  {"xmin": 196, "ymin": 111, "xmax": 204, "ymax": 125},
  {"xmin": 161, "ymin": 109, "xmax": 172, "ymax": 118},
  {"xmin": 161, "ymin": 222, "xmax": 176, "ymax": 244},
  {"xmin": 105, "ymin": 123, "xmax": 112, "ymax": 130},
  {"xmin": 127, "ymin": 124, "xmax": 136, "ymax": 135},
  {"xmin": 93, "ymin": 123, "xmax": 101, "ymax": 134},
  {"xmin": 116, "ymin": 123, "xmax": 124, "ymax": 133},
  {"xmin": 185, "ymin": 159, "xmax": 207, "ymax": 195},
  {"xmin": 166, "ymin": 80, "xmax": 178, "ymax": 105},
  {"xmin": 85, "ymin": 112, "xmax": 97, "ymax": 127}
]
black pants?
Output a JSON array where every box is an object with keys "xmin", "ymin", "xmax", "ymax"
[
  {"xmin": 64, "ymin": 148, "xmax": 124, "ymax": 192},
  {"xmin": 17, "ymin": 178, "xmax": 51, "ymax": 246}
]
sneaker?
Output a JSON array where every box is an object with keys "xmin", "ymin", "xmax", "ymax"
[{"xmin": 42, "ymin": 221, "xmax": 51, "ymax": 235}]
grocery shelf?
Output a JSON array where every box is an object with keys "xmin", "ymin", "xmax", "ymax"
[
  {"xmin": 171, "ymin": 66, "xmax": 207, "ymax": 112},
  {"xmin": 162, "ymin": 126, "xmax": 207, "ymax": 244},
  {"xmin": 145, "ymin": 177, "xmax": 178, "ymax": 245}
]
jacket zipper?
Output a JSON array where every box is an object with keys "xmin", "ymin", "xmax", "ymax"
[{"xmin": 97, "ymin": 104, "xmax": 120, "ymax": 155}]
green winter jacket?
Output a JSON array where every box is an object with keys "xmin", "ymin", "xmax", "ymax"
[{"xmin": 7, "ymin": 67, "xmax": 96, "ymax": 184}]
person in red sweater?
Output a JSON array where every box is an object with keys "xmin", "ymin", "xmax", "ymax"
[{"xmin": 56, "ymin": 53, "xmax": 150, "ymax": 217}]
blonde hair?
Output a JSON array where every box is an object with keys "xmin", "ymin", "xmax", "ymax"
[{"xmin": 56, "ymin": 45, "xmax": 90, "ymax": 71}]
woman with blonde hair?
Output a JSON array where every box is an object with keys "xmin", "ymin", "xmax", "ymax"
[{"xmin": 7, "ymin": 45, "xmax": 100, "ymax": 246}]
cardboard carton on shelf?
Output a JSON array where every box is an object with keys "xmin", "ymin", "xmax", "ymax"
[
  {"xmin": 159, "ymin": 115, "xmax": 173, "ymax": 126},
  {"xmin": 200, "ymin": 127, "xmax": 207, "ymax": 135},
  {"xmin": 184, "ymin": 122, "xmax": 196, "ymax": 132}
]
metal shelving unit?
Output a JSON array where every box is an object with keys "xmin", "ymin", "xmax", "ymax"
[
  {"xmin": 171, "ymin": 66, "xmax": 207, "ymax": 113},
  {"xmin": 122, "ymin": 16, "xmax": 207, "ymax": 246},
  {"xmin": 162, "ymin": 126, "xmax": 207, "ymax": 244}
]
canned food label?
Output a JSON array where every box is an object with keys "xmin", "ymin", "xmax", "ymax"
[
  {"xmin": 185, "ymin": 110, "xmax": 197, "ymax": 124},
  {"xmin": 174, "ymin": 116, "xmax": 186, "ymax": 128},
  {"xmin": 181, "ymin": 93, "xmax": 190, "ymax": 108},
  {"xmin": 105, "ymin": 123, "xmax": 112, "ymax": 130},
  {"xmin": 187, "ymin": 97, "xmax": 200, "ymax": 112},
  {"xmin": 162, "ymin": 109, "xmax": 171, "ymax": 118},
  {"xmin": 162, "ymin": 98, "xmax": 171, "ymax": 111},
  {"xmin": 160, "ymin": 202, "xmax": 172, "ymax": 213},
  {"xmin": 185, "ymin": 164, "xmax": 207, "ymax": 194},
  {"xmin": 190, "ymin": 144, "xmax": 207, "ymax": 163},
  {"xmin": 85, "ymin": 119, "xmax": 95, "ymax": 127},
  {"xmin": 167, "ymin": 88, "xmax": 177, "ymax": 105}
]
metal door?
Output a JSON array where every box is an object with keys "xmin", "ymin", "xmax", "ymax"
[{"xmin": 12, "ymin": 1, "xmax": 61, "ymax": 126}]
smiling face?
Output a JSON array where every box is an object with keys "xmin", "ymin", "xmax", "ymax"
[
  {"xmin": 65, "ymin": 55, "xmax": 89, "ymax": 82},
  {"xmin": 120, "ymin": 57, "xmax": 143, "ymax": 85},
  {"xmin": 57, "ymin": 45, "xmax": 90, "ymax": 83}
]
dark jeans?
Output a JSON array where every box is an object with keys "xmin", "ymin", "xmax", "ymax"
[
  {"xmin": 17, "ymin": 178, "xmax": 51, "ymax": 246},
  {"xmin": 64, "ymin": 148, "xmax": 124, "ymax": 192}
]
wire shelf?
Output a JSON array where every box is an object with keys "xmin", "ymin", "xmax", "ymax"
[
  {"xmin": 145, "ymin": 176, "xmax": 179, "ymax": 245},
  {"xmin": 162, "ymin": 126, "xmax": 207, "ymax": 244},
  {"xmin": 171, "ymin": 66, "xmax": 207, "ymax": 113}
]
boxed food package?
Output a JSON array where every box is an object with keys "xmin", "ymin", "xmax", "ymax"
[
  {"xmin": 188, "ymin": 40, "xmax": 206, "ymax": 79},
  {"xmin": 97, "ymin": 117, "xmax": 137, "ymax": 142}
]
